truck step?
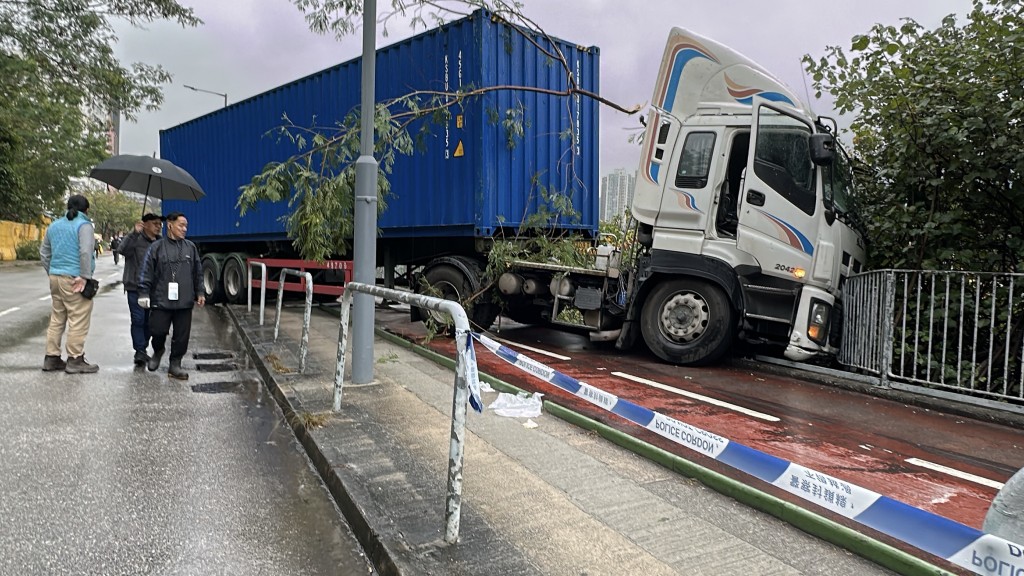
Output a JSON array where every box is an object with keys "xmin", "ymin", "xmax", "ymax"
[
  {"xmin": 743, "ymin": 284, "xmax": 799, "ymax": 295},
  {"xmin": 744, "ymin": 312, "xmax": 792, "ymax": 325}
]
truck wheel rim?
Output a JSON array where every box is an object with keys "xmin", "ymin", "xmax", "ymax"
[
  {"xmin": 427, "ymin": 281, "xmax": 460, "ymax": 324},
  {"xmin": 659, "ymin": 292, "xmax": 709, "ymax": 343}
]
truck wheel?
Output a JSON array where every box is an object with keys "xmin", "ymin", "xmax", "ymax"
[
  {"xmin": 221, "ymin": 254, "xmax": 247, "ymax": 304},
  {"xmin": 202, "ymin": 256, "xmax": 225, "ymax": 305},
  {"xmin": 641, "ymin": 279, "xmax": 734, "ymax": 366},
  {"xmin": 421, "ymin": 264, "xmax": 498, "ymax": 332}
]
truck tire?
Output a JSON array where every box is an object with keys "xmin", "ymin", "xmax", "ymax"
[
  {"xmin": 421, "ymin": 263, "xmax": 498, "ymax": 332},
  {"xmin": 221, "ymin": 254, "xmax": 247, "ymax": 304},
  {"xmin": 641, "ymin": 278, "xmax": 734, "ymax": 366},
  {"xmin": 202, "ymin": 256, "xmax": 225, "ymax": 305}
]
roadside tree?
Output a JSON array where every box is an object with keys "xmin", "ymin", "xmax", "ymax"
[
  {"xmin": 804, "ymin": 0, "xmax": 1024, "ymax": 273},
  {"xmin": 0, "ymin": 0, "xmax": 201, "ymax": 222}
]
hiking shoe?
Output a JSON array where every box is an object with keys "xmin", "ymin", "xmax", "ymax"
[
  {"xmin": 147, "ymin": 348, "xmax": 164, "ymax": 372},
  {"xmin": 42, "ymin": 355, "xmax": 66, "ymax": 371},
  {"xmin": 133, "ymin": 350, "xmax": 150, "ymax": 366},
  {"xmin": 65, "ymin": 356, "xmax": 99, "ymax": 374},
  {"xmin": 168, "ymin": 358, "xmax": 189, "ymax": 380}
]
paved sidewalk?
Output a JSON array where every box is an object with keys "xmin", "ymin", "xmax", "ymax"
[{"xmin": 230, "ymin": 303, "xmax": 938, "ymax": 576}]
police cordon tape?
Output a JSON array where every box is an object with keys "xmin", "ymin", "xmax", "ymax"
[{"xmin": 467, "ymin": 332, "xmax": 1024, "ymax": 576}]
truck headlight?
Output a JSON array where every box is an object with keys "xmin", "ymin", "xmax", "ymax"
[{"xmin": 807, "ymin": 299, "xmax": 831, "ymax": 345}]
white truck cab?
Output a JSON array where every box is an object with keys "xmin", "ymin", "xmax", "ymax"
[
  {"xmin": 626, "ymin": 28, "xmax": 867, "ymax": 364},
  {"xmin": 497, "ymin": 27, "xmax": 866, "ymax": 366}
]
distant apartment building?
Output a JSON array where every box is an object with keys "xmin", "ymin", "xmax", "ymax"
[
  {"xmin": 600, "ymin": 168, "xmax": 635, "ymax": 223},
  {"xmin": 106, "ymin": 110, "xmax": 120, "ymax": 156}
]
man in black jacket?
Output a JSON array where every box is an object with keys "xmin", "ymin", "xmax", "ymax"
[
  {"xmin": 119, "ymin": 213, "xmax": 163, "ymax": 366},
  {"xmin": 137, "ymin": 212, "xmax": 205, "ymax": 379}
]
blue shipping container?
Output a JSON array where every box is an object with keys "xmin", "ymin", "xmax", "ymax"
[{"xmin": 160, "ymin": 10, "xmax": 600, "ymax": 246}]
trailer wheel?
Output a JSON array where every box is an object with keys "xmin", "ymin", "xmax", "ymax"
[
  {"xmin": 202, "ymin": 256, "xmax": 225, "ymax": 305},
  {"xmin": 420, "ymin": 264, "xmax": 498, "ymax": 332},
  {"xmin": 641, "ymin": 279, "xmax": 734, "ymax": 366},
  {"xmin": 221, "ymin": 254, "xmax": 247, "ymax": 304}
]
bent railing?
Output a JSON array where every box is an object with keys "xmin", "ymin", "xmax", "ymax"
[
  {"xmin": 273, "ymin": 268, "xmax": 313, "ymax": 373},
  {"xmin": 333, "ymin": 282, "xmax": 475, "ymax": 545}
]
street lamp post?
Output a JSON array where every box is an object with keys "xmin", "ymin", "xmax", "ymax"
[{"xmin": 184, "ymin": 84, "xmax": 228, "ymax": 107}]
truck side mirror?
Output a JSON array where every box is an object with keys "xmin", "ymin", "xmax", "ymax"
[
  {"xmin": 809, "ymin": 133, "xmax": 835, "ymax": 166},
  {"xmin": 822, "ymin": 195, "xmax": 836, "ymax": 225}
]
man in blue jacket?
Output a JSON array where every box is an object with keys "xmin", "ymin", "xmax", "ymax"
[
  {"xmin": 137, "ymin": 212, "xmax": 206, "ymax": 379},
  {"xmin": 39, "ymin": 194, "xmax": 99, "ymax": 373}
]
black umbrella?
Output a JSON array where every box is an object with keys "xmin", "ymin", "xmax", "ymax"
[{"xmin": 89, "ymin": 154, "xmax": 205, "ymax": 216}]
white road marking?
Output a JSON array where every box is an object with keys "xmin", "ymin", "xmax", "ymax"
[
  {"xmin": 493, "ymin": 337, "xmax": 571, "ymax": 361},
  {"xmin": 0, "ymin": 307, "xmax": 21, "ymax": 318},
  {"xmin": 905, "ymin": 457, "xmax": 1005, "ymax": 490},
  {"xmin": 612, "ymin": 371, "xmax": 780, "ymax": 422},
  {"xmin": 38, "ymin": 295, "xmax": 51, "ymax": 301}
]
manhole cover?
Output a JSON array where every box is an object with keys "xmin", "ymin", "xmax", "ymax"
[
  {"xmin": 194, "ymin": 351, "xmax": 234, "ymax": 360},
  {"xmin": 195, "ymin": 363, "xmax": 238, "ymax": 372},
  {"xmin": 191, "ymin": 381, "xmax": 241, "ymax": 394}
]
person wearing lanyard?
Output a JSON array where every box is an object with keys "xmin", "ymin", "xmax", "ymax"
[{"xmin": 137, "ymin": 212, "xmax": 206, "ymax": 380}]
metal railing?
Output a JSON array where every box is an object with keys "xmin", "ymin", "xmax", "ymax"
[
  {"xmin": 247, "ymin": 260, "xmax": 268, "ymax": 325},
  {"xmin": 332, "ymin": 282, "xmax": 476, "ymax": 545},
  {"xmin": 841, "ymin": 270, "xmax": 1024, "ymax": 412},
  {"xmin": 273, "ymin": 268, "xmax": 313, "ymax": 373}
]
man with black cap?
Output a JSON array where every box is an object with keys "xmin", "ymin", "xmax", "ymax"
[
  {"xmin": 118, "ymin": 213, "xmax": 163, "ymax": 366},
  {"xmin": 39, "ymin": 194, "xmax": 98, "ymax": 373}
]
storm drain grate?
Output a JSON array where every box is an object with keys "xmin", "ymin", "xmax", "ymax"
[
  {"xmin": 195, "ymin": 363, "xmax": 238, "ymax": 372},
  {"xmin": 194, "ymin": 351, "xmax": 234, "ymax": 360},
  {"xmin": 191, "ymin": 381, "xmax": 241, "ymax": 394}
]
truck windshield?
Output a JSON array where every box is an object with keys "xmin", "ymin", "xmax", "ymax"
[{"xmin": 753, "ymin": 110, "xmax": 815, "ymax": 216}]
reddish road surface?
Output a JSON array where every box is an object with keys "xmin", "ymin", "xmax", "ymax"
[{"xmin": 381, "ymin": 313, "xmax": 1023, "ymax": 536}]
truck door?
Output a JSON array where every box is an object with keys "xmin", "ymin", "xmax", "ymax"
[{"xmin": 737, "ymin": 98, "xmax": 819, "ymax": 280}]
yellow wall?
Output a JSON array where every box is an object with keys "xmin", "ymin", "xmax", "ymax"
[{"xmin": 0, "ymin": 220, "xmax": 46, "ymax": 261}]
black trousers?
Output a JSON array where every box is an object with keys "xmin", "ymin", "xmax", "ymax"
[{"xmin": 149, "ymin": 307, "xmax": 193, "ymax": 362}]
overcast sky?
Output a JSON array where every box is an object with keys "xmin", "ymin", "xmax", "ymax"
[{"xmin": 113, "ymin": 0, "xmax": 974, "ymax": 177}]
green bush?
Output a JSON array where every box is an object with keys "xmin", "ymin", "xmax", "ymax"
[{"xmin": 15, "ymin": 239, "xmax": 41, "ymax": 261}]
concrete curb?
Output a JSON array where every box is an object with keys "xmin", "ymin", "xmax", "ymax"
[
  {"xmin": 372, "ymin": 325, "xmax": 951, "ymax": 576},
  {"xmin": 226, "ymin": 306, "xmax": 403, "ymax": 576}
]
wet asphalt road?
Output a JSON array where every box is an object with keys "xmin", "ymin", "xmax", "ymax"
[{"xmin": 0, "ymin": 256, "xmax": 374, "ymax": 575}]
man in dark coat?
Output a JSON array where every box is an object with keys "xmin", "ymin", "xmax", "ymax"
[
  {"xmin": 137, "ymin": 212, "xmax": 205, "ymax": 379},
  {"xmin": 118, "ymin": 213, "xmax": 163, "ymax": 366}
]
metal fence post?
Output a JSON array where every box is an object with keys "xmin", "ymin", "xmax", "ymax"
[
  {"xmin": 273, "ymin": 268, "xmax": 313, "ymax": 373},
  {"xmin": 248, "ymin": 260, "xmax": 267, "ymax": 326},
  {"xmin": 333, "ymin": 288, "xmax": 354, "ymax": 412},
  {"xmin": 879, "ymin": 271, "xmax": 896, "ymax": 388},
  {"xmin": 330, "ymin": 281, "xmax": 474, "ymax": 545}
]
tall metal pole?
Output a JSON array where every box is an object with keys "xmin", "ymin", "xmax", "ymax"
[{"xmin": 352, "ymin": 0, "xmax": 379, "ymax": 384}]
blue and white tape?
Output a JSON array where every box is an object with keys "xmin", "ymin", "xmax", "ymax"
[
  {"xmin": 471, "ymin": 332, "xmax": 1024, "ymax": 575},
  {"xmin": 457, "ymin": 329, "xmax": 484, "ymax": 413}
]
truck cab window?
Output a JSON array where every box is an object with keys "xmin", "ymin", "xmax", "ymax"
[
  {"xmin": 753, "ymin": 109, "xmax": 816, "ymax": 216},
  {"xmin": 675, "ymin": 132, "xmax": 716, "ymax": 188}
]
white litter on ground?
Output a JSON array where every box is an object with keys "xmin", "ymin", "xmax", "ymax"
[{"xmin": 488, "ymin": 391, "xmax": 544, "ymax": 418}]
